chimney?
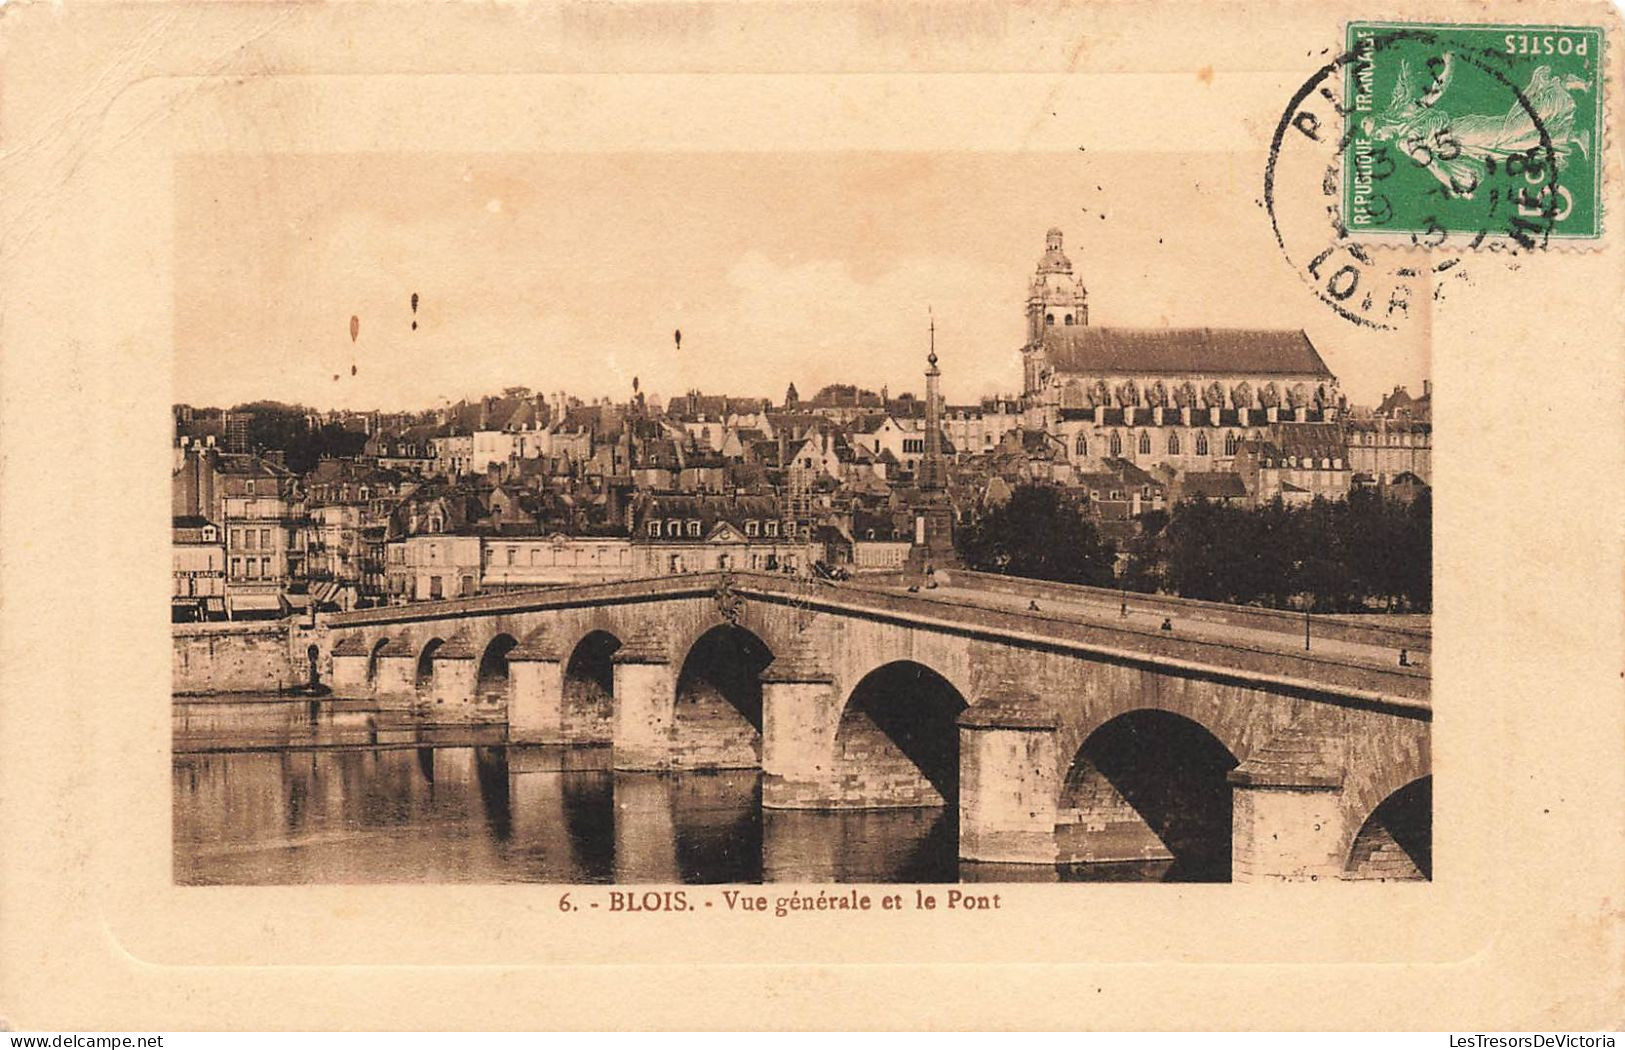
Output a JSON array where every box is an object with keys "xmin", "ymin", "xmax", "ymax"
[{"xmin": 1423, "ymin": 379, "xmax": 1432, "ymax": 397}]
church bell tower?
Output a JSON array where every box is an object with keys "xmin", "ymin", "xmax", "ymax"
[{"xmin": 1022, "ymin": 227, "xmax": 1089, "ymax": 395}]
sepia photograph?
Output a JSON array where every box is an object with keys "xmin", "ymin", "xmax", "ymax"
[{"xmin": 171, "ymin": 151, "xmax": 1433, "ymax": 887}]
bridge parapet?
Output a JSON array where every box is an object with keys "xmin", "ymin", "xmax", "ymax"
[{"xmin": 941, "ymin": 569, "xmax": 1431, "ymax": 653}]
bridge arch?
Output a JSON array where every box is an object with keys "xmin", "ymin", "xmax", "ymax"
[
  {"xmin": 832, "ymin": 660, "xmax": 968, "ymax": 807},
  {"xmin": 414, "ymin": 637, "xmax": 445, "ymax": 693},
  {"xmin": 365, "ymin": 637, "xmax": 390, "ymax": 684},
  {"xmin": 667, "ymin": 603, "xmax": 796, "ymax": 683},
  {"xmin": 673, "ymin": 623, "xmax": 775, "ymax": 766},
  {"xmin": 1056, "ymin": 709, "xmax": 1240, "ymax": 881},
  {"xmin": 563, "ymin": 628, "xmax": 622, "ymax": 734},
  {"xmin": 1345, "ymin": 775, "xmax": 1431, "ymax": 881},
  {"xmin": 476, "ymin": 633, "xmax": 520, "ymax": 702}
]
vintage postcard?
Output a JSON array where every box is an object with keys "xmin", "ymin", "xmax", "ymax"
[{"xmin": 1, "ymin": 0, "xmax": 1621, "ymax": 1032}]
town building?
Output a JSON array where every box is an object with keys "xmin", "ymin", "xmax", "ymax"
[
  {"xmin": 217, "ymin": 454, "xmax": 307, "ymax": 618},
  {"xmin": 1346, "ymin": 416, "xmax": 1432, "ymax": 487},
  {"xmin": 629, "ymin": 494, "xmax": 818, "ymax": 576},
  {"xmin": 385, "ymin": 534, "xmax": 483, "ymax": 602},
  {"xmin": 171, "ymin": 517, "xmax": 225, "ymax": 622},
  {"xmin": 480, "ymin": 534, "xmax": 635, "ymax": 589}
]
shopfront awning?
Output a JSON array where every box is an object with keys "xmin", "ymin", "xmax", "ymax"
[{"xmin": 227, "ymin": 593, "xmax": 283, "ymax": 616}]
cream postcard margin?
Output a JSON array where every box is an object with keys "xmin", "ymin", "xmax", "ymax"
[{"xmin": 0, "ymin": 0, "xmax": 1622, "ymax": 1031}]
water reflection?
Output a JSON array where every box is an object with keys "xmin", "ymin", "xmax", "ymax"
[
  {"xmin": 172, "ymin": 700, "xmax": 1196, "ymax": 884},
  {"xmin": 175, "ymin": 742, "xmax": 967, "ymax": 885}
]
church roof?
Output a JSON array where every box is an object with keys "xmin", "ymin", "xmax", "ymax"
[{"xmin": 1042, "ymin": 327, "xmax": 1333, "ymax": 378}]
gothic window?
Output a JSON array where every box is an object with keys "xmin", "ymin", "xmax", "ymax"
[
  {"xmin": 1138, "ymin": 432, "xmax": 1151, "ymax": 455},
  {"xmin": 1196, "ymin": 432, "xmax": 1210, "ymax": 456},
  {"xmin": 1075, "ymin": 434, "xmax": 1088, "ymax": 457},
  {"xmin": 1109, "ymin": 432, "xmax": 1122, "ymax": 457},
  {"xmin": 1168, "ymin": 432, "xmax": 1181, "ymax": 454},
  {"xmin": 1224, "ymin": 432, "xmax": 1239, "ymax": 456}
]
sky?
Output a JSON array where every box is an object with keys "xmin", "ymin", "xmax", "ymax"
[{"xmin": 174, "ymin": 152, "xmax": 1429, "ymax": 412}]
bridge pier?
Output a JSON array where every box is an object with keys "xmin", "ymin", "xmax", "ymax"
[
  {"xmin": 957, "ymin": 692, "xmax": 1061, "ymax": 865},
  {"xmin": 508, "ymin": 628, "xmax": 567, "ymax": 743},
  {"xmin": 1228, "ymin": 719, "xmax": 1348, "ymax": 882},
  {"xmin": 428, "ymin": 637, "xmax": 479, "ymax": 721},
  {"xmin": 373, "ymin": 637, "xmax": 418, "ymax": 711},
  {"xmin": 328, "ymin": 636, "xmax": 372, "ymax": 697},
  {"xmin": 509, "ymin": 656, "xmax": 564, "ymax": 741},
  {"xmin": 759, "ymin": 634, "xmax": 842, "ymax": 809},
  {"xmin": 611, "ymin": 624, "xmax": 676, "ymax": 771}
]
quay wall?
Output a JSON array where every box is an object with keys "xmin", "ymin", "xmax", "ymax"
[{"xmin": 173, "ymin": 622, "xmax": 299, "ymax": 695}]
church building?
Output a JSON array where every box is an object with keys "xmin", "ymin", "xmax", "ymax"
[{"xmin": 1017, "ymin": 228, "xmax": 1351, "ymax": 496}]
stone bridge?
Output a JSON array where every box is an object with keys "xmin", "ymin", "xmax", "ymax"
[{"xmin": 315, "ymin": 570, "xmax": 1431, "ymax": 882}]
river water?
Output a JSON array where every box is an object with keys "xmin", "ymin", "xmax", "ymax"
[{"xmin": 173, "ymin": 698, "xmax": 1178, "ymax": 885}]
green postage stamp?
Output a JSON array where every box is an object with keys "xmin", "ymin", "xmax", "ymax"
[{"xmin": 1343, "ymin": 21, "xmax": 1605, "ymax": 242}]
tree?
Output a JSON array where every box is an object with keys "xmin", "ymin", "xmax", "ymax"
[
  {"xmin": 234, "ymin": 401, "xmax": 367, "ymax": 474},
  {"xmin": 1155, "ymin": 490, "xmax": 1430, "ymax": 612},
  {"xmin": 956, "ymin": 483, "xmax": 1116, "ymax": 586},
  {"xmin": 1120, "ymin": 508, "xmax": 1168, "ymax": 593}
]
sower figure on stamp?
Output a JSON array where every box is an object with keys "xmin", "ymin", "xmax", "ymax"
[{"xmin": 1365, "ymin": 53, "xmax": 1593, "ymax": 198}]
